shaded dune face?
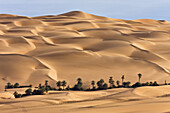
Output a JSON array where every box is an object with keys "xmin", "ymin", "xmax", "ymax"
[{"xmin": 0, "ymin": 11, "xmax": 170, "ymax": 89}]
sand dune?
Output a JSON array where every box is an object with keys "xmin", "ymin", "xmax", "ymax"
[
  {"xmin": 0, "ymin": 11, "xmax": 170, "ymax": 89},
  {"xmin": 0, "ymin": 11, "xmax": 170, "ymax": 112}
]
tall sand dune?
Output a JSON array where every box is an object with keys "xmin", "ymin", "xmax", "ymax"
[{"xmin": 0, "ymin": 11, "xmax": 170, "ymax": 90}]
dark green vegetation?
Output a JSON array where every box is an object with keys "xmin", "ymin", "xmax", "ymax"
[
  {"xmin": 5, "ymin": 73, "xmax": 170, "ymax": 98},
  {"xmin": 6, "ymin": 82, "xmax": 32, "ymax": 89}
]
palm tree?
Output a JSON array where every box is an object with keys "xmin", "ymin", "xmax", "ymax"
[
  {"xmin": 76, "ymin": 78, "xmax": 83, "ymax": 89},
  {"xmin": 13, "ymin": 91, "xmax": 18, "ymax": 98},
  {"xmin": 97, "ymin": 79, "xmax": 104, "ymax": 89},
  {"xmin": 100, "ymin": 79, "xmax": 104, "ymax": 84},
  {"xmin": 56, "ymin": 81, "xmax": 62, "ymax": 89},
  {"xmin": 38, "ymin": 83, "xmax": 42, "ymax": 89},
  {"xmin": 121, "ymin": 75, "xmax": 125, "ymax": 85},
  {"xmin": 45, "ymin": 80, "xmax": 48, "ymax": 87},
  {"xmin": 116, "ymin": 80, "xmax": 120, "ymax": 87},
  {"xmin": 153, "ymin": 81, "xmax": 159, "ymax": 86},
  {"xmin": 25, "ymin": 88, "xmax": 32, "ymax": 95},
  {"xmin": 145, "ymin": 82, "xmax": 149, "ymax": 86},
  {"xmin": 126, "ymin": 81, "xmax": 131, "ymax": 87},
  {"xmin": 149, "ymin": 82, "xmax": 153, "ymax": 86},
  {"xmin": 91, "ymin": 81, "xmax": 95, "ymax": 89},
  {"xmin": 97, "ymin": 81, "xmax": 100, "ymax": 89},
  {"xmin": 123, "ymin": 81, "xmax": 131, "ymax": 88},
  {"xmin": 61, "ymin": 80, "xmax": 67, "ymax": 90},
  {"xmin": 103, "ymin": 83, "xmax": 108, "ymax": 90},
  {"xmin": 7, "ymin": 82, "xmax": 11, "ymax": 88},
  {"xmin": 138, "ymin": 73, "xmax": 142, "ymax": 82},
  {"xmin": 77, "ymin": 78, "xmax": 82, "ymax": 84},
  {"xmin": 13, "ymin": 91, "xmax": 21, "ymax": 98},
  {"xmin": 14, "ymin": 83, "xmax": 19, "ymax": 88},
  {"xmin": 109, "ymin": 77, "xmax": 114, "ymax": 88}
]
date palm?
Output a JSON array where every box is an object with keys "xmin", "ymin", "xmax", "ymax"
[
  {"xmin": 116, "ymin": 80, "xmax": 120, "ymax": 87},
  {"xmin": 61, "ymin": 80, "xmax": 67, "ymax": 89},
  {"xmin": 109, "ymin": 77, "xmax": 114, "ymax": 88},
  {"xmin": 91, "ymin": 81, "xmax": 95, "ymax": 89},
  {"xmin": 97, "ymin": 79, "xmax": 104, "ymax": 89},
  {"xmin": 56, "ymin": 81, "xmax": 62, "ymax": 89},
  {"xmin": 7, "ymin": 82, "xmax": 11, "ymax": 88},
  {"xmin": 121, "ymin": 75, "xmax": 125, "ymax": 85},
  {"xmin": 77, "ymin": 78, "xmax": 82, "ymax": 84},
  {"xmin": 138, "ymin": 73, "xmax": 142, "ymax": 83},
  {"xmin": 45, "ymin": 80, "xmax": 48, "ymax": 87},
  {"xmin": 14, "ymin": 83, "xmax": 19, "ymax": 88}
]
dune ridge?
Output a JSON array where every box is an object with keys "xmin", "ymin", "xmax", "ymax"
[{"xmin": 0, "ymin": 11, "xmax": 170, "ymax": 90}]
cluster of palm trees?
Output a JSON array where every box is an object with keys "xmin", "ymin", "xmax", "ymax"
[
  {"xmin": 69, "ymin": 73, "xmax": 145, "ymax": 91},
  {"xmin": 88, "ymin": 73, "xmax": 160, "ymax": 90},
  {"xmin": 13, "ymin": 80, "xmax": 50, "ymax": 98},
  {"xmin": 56, "ymin": 80, "xmax": 67, "ymax": 90},
  {"xmin": 13, "ymin": 80, "xmax": 69, "ymax": 98},
  {"xmin": 12, "ymin": 73, "xmax": 170, "ymax": 98},
  {"xmin": 5, "ymin": 82, "xmax": 32, "ymax": 90},
  {"xmin": 6, "ymin": 82, "xmax": 19, "ymax": 88}
]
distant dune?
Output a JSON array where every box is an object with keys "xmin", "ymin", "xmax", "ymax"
[{"xmin": 0, "ymin": 11, "xmax": 170, "ymax": 90}]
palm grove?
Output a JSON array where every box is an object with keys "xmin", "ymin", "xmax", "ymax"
[{"xmin": 4, "ymin": 73, "xmax": 169, "ymax": 98}]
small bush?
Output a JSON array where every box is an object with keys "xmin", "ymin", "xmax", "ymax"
[
  {"xmin": 13, "ymin": 91, "xmax": 22, "ymax": 98},
  {"xmin": 25, "ymin": 88, "xmax": 32, "ymax": 95},
  {"xmin": 132, "ymin": 82, "xmax": 141, "ymax": 88}
]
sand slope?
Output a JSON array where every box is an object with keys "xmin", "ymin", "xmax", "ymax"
[{"xmin": 0, "ymin": 11, "xmax": 170, "ymax": 89}]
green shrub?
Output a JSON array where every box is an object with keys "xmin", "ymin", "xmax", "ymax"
[
  {"xmin": 13, "ymin": 91, "xmax": 22, "ymax": 98},
  {"xmin": 14, "ymin": 83, "xmax": 19, "ymax": 88},
  {"xmin": 25, "ymin": 88, "xmax": 32, "ymax": 95}
]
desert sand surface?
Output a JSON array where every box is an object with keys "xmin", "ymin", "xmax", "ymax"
[
  {"xmin": 1, "ymin": 11, "xmax": 170, "ymax": 112},
  {"xmin": 1, "ymin": 86, "xmax": 170, "ymax": 113}
]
